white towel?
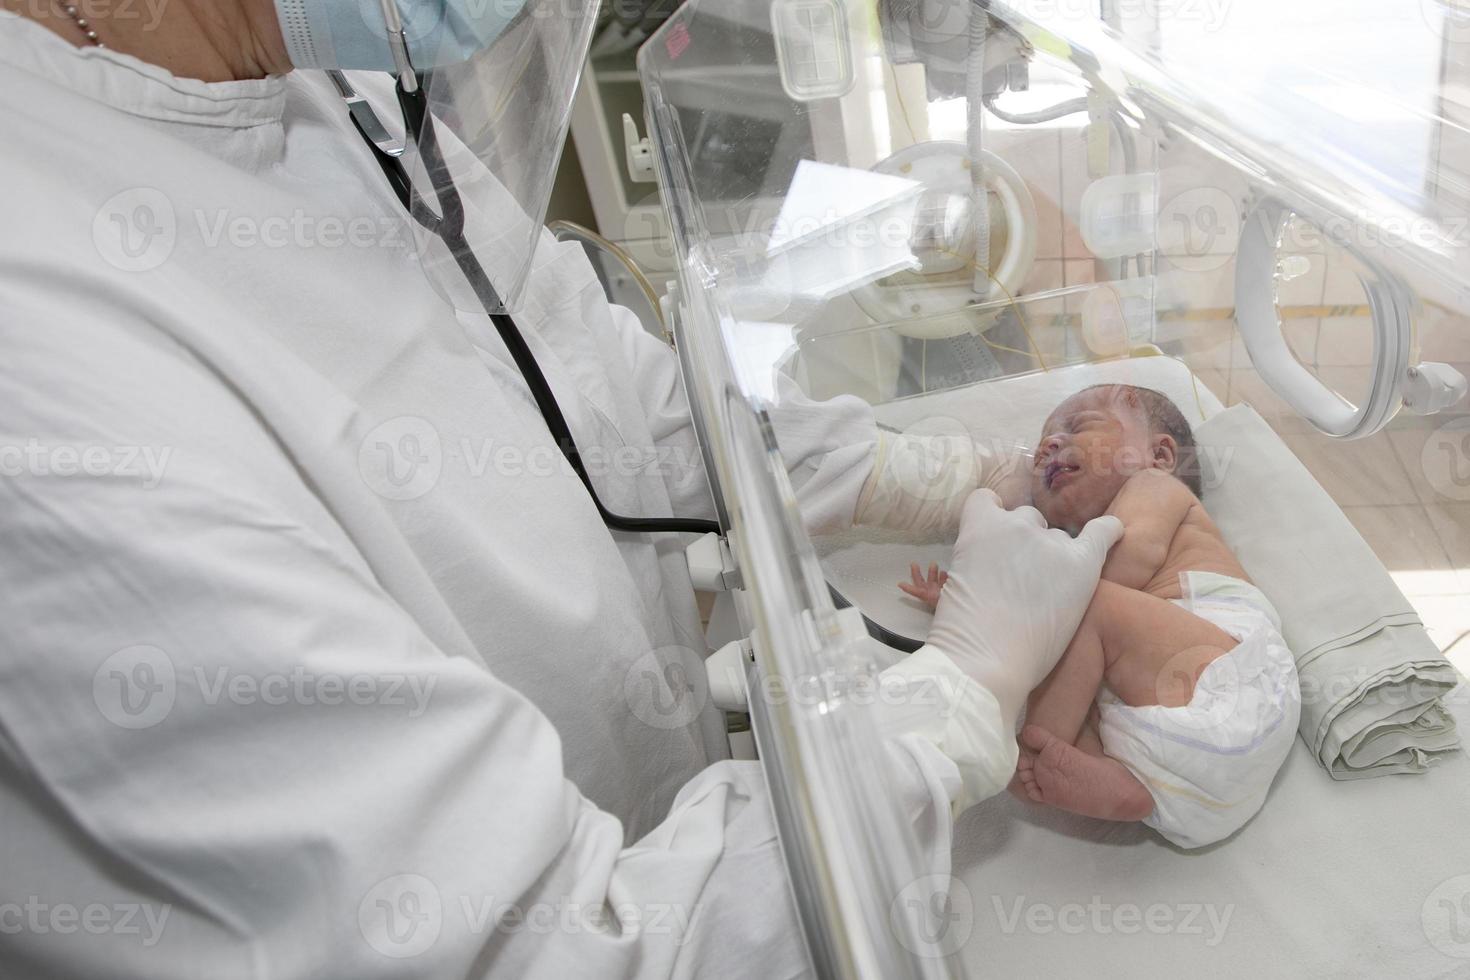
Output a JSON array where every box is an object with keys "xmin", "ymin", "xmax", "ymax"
[{"xmin": 1194, "ymin": 405, "xmax": 1460, "ymax": 778}]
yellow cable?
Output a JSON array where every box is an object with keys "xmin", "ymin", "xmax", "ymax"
[{"xmin": 547, "ymin": 219, "xmax": 668, "ymax": 339}]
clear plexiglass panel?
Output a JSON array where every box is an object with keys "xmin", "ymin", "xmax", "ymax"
[{"xmin": 639, "ymin": 0, "xmax": 1470, "ymax": 976}]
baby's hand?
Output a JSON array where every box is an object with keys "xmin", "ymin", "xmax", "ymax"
[{"xmin": 898, "ymin": 561, "xmax": 949, "ymax": 609}]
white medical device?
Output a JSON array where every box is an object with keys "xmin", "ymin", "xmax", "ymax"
[{"xmin": 633, "ymin": 0, "xmax": 1470, "ymax": 975}]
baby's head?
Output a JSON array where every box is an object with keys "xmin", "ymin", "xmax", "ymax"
[{"xmin": 1030, "ymin": 384, "xmax": 1201, "ymax": 534}]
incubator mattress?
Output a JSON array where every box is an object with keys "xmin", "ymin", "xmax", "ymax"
[
  {"xmin": 954, "ymin": 686, "xmax": 1470, "ymax": 978},
  {"xmin": 813, "ymin": 357, "xmax": 1470, "ymax": 975}
]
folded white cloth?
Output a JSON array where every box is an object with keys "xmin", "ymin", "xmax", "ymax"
[
  {"xmin": 1195, "ymin": 405, "xmax": 1461, "ymax": 778},
  {"xmin": 1097, "ymin": 572, "xmax": 1301, "ymax": 848}
]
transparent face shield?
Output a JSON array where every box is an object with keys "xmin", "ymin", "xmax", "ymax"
[{"xmin": 394, "ymin": 0, "xmax": 600, "ymax": 314}]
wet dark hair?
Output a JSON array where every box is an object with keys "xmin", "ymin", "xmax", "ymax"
[{"xmin": 1080, "ymin": 384, "xmax": 1203, "ymax": 497}]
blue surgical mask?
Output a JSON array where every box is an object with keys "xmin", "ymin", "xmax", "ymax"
[{"xmin": 273, "ymin": 0, "xmax": 529, "ymax": 70}]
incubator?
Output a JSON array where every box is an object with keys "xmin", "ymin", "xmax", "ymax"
[{"xmin": 632, "ymin": 0, "xmax": 1470, "ymax": 975}]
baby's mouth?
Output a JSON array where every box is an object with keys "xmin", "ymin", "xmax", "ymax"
[{"xmin": 1044, "ymin": 460, "xmax": 1080, "ymax": 490}]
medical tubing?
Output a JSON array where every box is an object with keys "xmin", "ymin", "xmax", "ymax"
[
  {"xmin": 968, "ymin": 3, "xmax": 991, "ymax": 298},
  {"xmin": 395, "ymin": 80, "xmax": 719, "ymax": 537},
  {"xmin": 980, "ymin": 93, "xmax": 1089, "ymax": 125},
  {"xmin": 982, "ymin": 92, "xmax": 1145, "ymax": 274}
]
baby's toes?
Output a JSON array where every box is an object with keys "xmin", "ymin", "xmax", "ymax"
[{"xmin": 1017, "ymin": 768, "xmax": 1043, "ymax": 802}]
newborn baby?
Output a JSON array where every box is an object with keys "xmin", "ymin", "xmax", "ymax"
[{"xmin": 901, "ymin": 384, "xmax": 1301, "ymax": 848}]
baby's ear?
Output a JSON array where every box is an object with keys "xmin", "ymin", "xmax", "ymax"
[{"xmin": 1150, "ymin": 433, "xmax": 1179, "ymax": 473}]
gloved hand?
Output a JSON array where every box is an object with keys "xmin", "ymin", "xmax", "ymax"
[{"xmin": 924, "ymin": 489, "xmax": 1123, "ymax": 733}]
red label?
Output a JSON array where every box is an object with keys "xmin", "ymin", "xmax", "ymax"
[{"xmin": 665, "ymin": 21, "xmax": 691, "ymax": 61}]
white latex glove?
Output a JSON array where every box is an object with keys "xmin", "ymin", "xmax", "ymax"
[
  {"xmin": 877, "ymin": 490, "xmax": 1122, "ymax": 812},
  {"xmin": 924, "ymin": 489, "xmax": 1123, "ymax": 732}
]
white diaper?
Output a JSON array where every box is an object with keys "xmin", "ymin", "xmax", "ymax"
[{"xmin": 1097, "ymin": 571, "xmax": 1301, "ymax": 849}]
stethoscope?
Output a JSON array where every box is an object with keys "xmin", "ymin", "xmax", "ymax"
[{"xmin": 328, "ymin": 66, "xmax": 925, "ymax": 653}]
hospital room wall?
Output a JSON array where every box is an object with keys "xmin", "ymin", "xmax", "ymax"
[{"xmin": 1151, "ymin": 141, "xmax": 1470, "ymax": 675}]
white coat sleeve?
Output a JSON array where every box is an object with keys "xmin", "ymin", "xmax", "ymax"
[
  {"xmin": 602, "ymin": 308, "xmax": 873, "ymax": 534},
  {"xmin": 606, "ymin": 302, "xmax": 878, "ymax": 531}
]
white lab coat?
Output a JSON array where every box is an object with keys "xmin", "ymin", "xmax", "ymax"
[{"xmin": 0, "ymin": 14, "xmax": 1008, "ymax": 978}]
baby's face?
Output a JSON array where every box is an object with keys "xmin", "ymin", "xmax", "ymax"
[{"xmin": 1030, "ymin": 388, "xmax": 1155, "ymax": 534}]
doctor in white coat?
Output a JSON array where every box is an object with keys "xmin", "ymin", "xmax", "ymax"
[{"xmin": 0, "ymin": 0, "xmax": 1122, "ymax": 976}]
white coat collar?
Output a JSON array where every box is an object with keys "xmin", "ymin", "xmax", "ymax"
[{"xmin": 0, "ymin": 8, "xmax": 286, "ymax": 128}]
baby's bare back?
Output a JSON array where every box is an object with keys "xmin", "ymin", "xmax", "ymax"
[
  {"xmin": 1094, "ymin": 474, "xmax": 1251, "ymax": 706},
  {"xmin": 1139, "ymin": 503, "xmax": 1249, "ymax": 601}
]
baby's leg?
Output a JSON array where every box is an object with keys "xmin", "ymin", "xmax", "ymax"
[
  {"xmin": 1012, "ymin": 586, "xmax": 1146, "ymax": 816},
  {"xmin": 1090, "ymin": 581, "xmax": 1238, "ymax": 709},
  {"xmin": 1016, "ymin": 675, "xmax": 1156, "ymax": 821},
  {"xmin": 1020, "ymin": 582, "xmax": 1238, "ymax": 821}
]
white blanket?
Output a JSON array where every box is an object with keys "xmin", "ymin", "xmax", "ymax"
[{"xmin": 1198, "ymin": 405, "xmax": 1460, "ymax": 777}]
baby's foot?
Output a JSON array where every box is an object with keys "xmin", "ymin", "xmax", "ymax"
[
  {"xmin": 1010, "ymin": 747, "xmax": 1040, "ymax": 803},
  {"xmin": 1020, "ymin": 725, "xmax": 1154, "ymax": 822}
]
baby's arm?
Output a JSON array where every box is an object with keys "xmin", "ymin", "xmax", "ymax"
[{"xmin": 1100, "ymin": 470, "xmax": 1198, "ymax": 590}]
